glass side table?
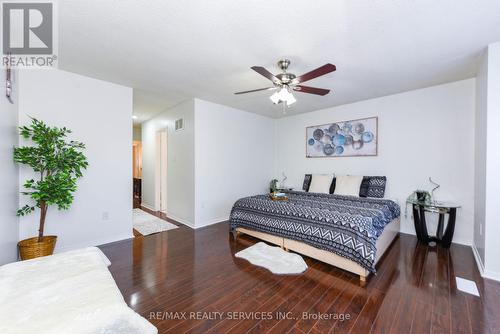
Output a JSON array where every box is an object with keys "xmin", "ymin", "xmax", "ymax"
[{"xmin": 406, "ymin": 197, "xmax": 461, "ymax": 248}]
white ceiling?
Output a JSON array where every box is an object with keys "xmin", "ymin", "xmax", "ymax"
[{"xmin": 58, "ymin": 0, "xmax": 500, "ymax": 121}]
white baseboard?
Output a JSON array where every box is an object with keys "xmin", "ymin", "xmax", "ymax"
[
  {"xmin": 139, "ymin": 208, "xmax": 195, "ymax": 229},
  {"xmin": 54, "ymin": 233, "xmax": 134, "ymax": 253},
  {"xmin": 471, "ymin": 244, "xmax": 500, "ymax": 282},
  {"xmin": 140, "ymin": 203, "xmax": 156, "ymax": 211},
  {"xmin": 166, "ymin": 213, "xmax": 195, "ymax": 229},
  {"xmin": 399, "ymin": 226, "xmax": 471, "ymax": 246},
  {"xmin": 472, "ymin": 244, "xmax": 485, "ymax": 275},
  {"xmin": 164, "ymin": 213, "xmax": 227, "ymax": 229},
  {"xmin": 194, "ymin": 216, "xmax": 228, "ymax": 229},
  {"xmin": 483, "ymin": 269, "xmax": 500, "ymax": 282}
]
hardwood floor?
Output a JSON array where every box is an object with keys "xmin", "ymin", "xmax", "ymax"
[{"xmin": 99, "ymin": 217, "xmax": 500, "ymax": 334}]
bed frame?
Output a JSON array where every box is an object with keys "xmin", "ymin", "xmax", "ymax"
[{"xmin": 233, "ymin": 217, "xmax": 400, "ymax": 283}]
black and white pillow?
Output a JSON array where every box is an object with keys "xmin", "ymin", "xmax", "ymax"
[
  {"xmin": 359, "ymin": 177, "xmax": 370, "ymax": 197},
  {"xmin": 359, "ymin": 176, "xmax": 386, "ymax": 198},
  {"xmin": 303, "ymin": 174, "xmax": 336, "ymax": 193},
  {"xmin": 304, "ymin": 174, "xmax": 385, "ymax": 197},
  {"xmin": 329, "ymin": 177, "xmax": 336, "ymax": 194},
  {"xmin": 309, "ymin": 174, "xmax": 335, "ymax": 194},
  {"xmin": 303, "ymin": 174, "xmax": 312, "ymax": 191}
]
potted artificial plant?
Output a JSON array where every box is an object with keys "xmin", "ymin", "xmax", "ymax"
[{"xmin": 14, "ymin": 118, "xmax": 88, "ymax": 260}]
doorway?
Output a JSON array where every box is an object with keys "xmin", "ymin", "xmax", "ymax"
[
  {"xmin": 155, "ymin": 129, "xmax": 167, "ymax": 212},
  {"xmin": 132, "ymin": 140, "xmax": 142, "ymax": 208}
]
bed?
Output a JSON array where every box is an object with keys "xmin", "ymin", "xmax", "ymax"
[{"xmin": 230, "ymin": 190, "xmax": 401, "ymax": 282}]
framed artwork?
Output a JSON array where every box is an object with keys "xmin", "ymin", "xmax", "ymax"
[{"xmin": 306, "ymin": 116, "xmax": 378, "ymax": 157}]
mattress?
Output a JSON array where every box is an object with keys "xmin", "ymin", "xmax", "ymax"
[{"xmin": 230, "ymin": 191, "xmax": 400, "ymax": 272}]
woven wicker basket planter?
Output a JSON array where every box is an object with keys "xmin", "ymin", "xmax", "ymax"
[{"xmin": 18, "ymin": 236, "xmax": 57, "ymax": 260}]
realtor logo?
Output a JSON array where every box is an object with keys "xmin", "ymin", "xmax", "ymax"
[
  {"xmin": 2, "ymin": 2, "xmax": 53, "ymax": 54},
  {"xmin": 1, "ymin": 1, "xmax": 57, "ymax": 67}
]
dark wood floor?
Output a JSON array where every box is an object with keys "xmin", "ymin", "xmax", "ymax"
[{"xmin": 100, "ymin": 211, "xmax": 500, "ymax": 334}]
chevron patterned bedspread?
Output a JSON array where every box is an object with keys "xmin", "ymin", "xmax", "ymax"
[{"xmin": 230, "ymin": 191, "xmax": 400, "ymax": 272}]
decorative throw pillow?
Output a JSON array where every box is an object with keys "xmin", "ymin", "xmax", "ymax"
[
  {"xmin": 303, "ymin": 174, "xmax": 312, "ymax": 191},
  {"xmin": 359, "ymin": 177, "xmax": 371, "ymax": 197},
  {"xmin": 366, "ymin": 176, "xmax": 387, "ymax": 198},
  {"xmin": 308, "ymin": 174, "xmax": 335, "ymax": 194},
  {"xmin": 303, "ymin": 174, "xmax": 336, "ymax": 193},
  {"xmin": 329, "ymin": 177, "xmax": 336, "ymax": 194},
  {"xmin": 334, "ymin": 175, "xmax": 364, "ymax": 196}
]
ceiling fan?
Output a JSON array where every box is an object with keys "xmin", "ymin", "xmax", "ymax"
[{"xmin": 234, "ymin": 59, "xmax": 336, "ymax": 107}]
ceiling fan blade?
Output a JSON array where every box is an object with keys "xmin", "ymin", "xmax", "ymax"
[
  {"xmin": 234, "ymin": 87, "xmax": 276, "ymax": 95},
  {"xmin": 293, "ymin": 63, "xmax": 336, "ymax": 84},
  {"xmin": 293, "ymin": 85, "xmax": 330, "ymax": 96},
  {"xmin": 251, "ymin": 66, "xmax": 280, "ymax": 84}
]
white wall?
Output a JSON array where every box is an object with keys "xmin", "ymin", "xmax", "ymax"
[
  {"xmin": 474, "ymin": 50, "xmax": 488, "ymax": 267},
  {"xmin": 141, "ymin": 100, "xmax": 195, "ymax": 225},
  {"xmin": 473, "ymin": 41, "xmax": 500, "ymax": 281},
  {"xmin": 141, "ymin": 99, "xmax": 274, "ymax": 228},
  {"xmin": 483, "ymin": 42, "xmax": 500, "ymax": 278},
  {"xmin": 194, "ymin": 99, "xmax": 274, "ymax": 228},
  {"xmin": 275, "ymin": 79, "xmax": 476, "ymax": 245},
  {"xmin": 0, "ymin": 70, "xmax": 19, "ymax": 265},
  {"xmin": 17, "ymin": 69, "xmax": 133, "ymax": 252}
]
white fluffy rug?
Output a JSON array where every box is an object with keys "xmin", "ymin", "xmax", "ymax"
[
  {"xmin": 235, "ymin": 242, "xmax": 308, "ymax": 275},
  {"xmin": 133, "ymin": 209, "xmax": 178, "ymax": 236}
]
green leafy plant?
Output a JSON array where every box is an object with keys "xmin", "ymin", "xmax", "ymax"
[{"xmin": 14, "ymin": 118, "xmax": 88, "ymax": 242}]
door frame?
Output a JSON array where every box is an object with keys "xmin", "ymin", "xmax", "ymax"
[{"xmin": 155, "ymin": 129, "xmax": 167, "ymax": 211}]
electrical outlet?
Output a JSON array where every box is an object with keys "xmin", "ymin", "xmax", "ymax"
[{"xmin": 102, "ymin": 212, "xmax": 110, "ymax": 221}]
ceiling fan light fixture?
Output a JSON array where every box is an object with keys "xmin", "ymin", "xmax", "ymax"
[
  {"xmin": 270, "ymin": 91, "xmax": 281, "ymax": 104},
  {"xmin": 274, "ymin": 86, "xmax": 296, "ymax": 106},
  {"xmin": 277, "ymin": 87, "xmax": 288, "ymax": 101},
  {"xmin": 235, "ymin": 60, "xmax": 335, "ymax": 109}
]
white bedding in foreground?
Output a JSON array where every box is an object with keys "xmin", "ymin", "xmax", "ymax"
[{"xmin": 0, "ymin": 247, "xmax": 157, "ymax": 334}]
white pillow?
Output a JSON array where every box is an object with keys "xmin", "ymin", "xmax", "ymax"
[
  {"xmin": 334, "ymin": 175, "xmax": 363, "ymax": 196},
  {"xmin": 308, "ymin": 174, "xmax": 334, "ymax": 194}
]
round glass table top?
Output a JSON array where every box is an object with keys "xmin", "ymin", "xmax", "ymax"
[{"xmin": 406, "ymin": 197, "xmax": 461, "ymax": 209}]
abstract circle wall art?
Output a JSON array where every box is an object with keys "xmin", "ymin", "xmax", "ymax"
[{"xmin": 306, "ymin": 117, "xmax": 378, "ymax": 157}]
